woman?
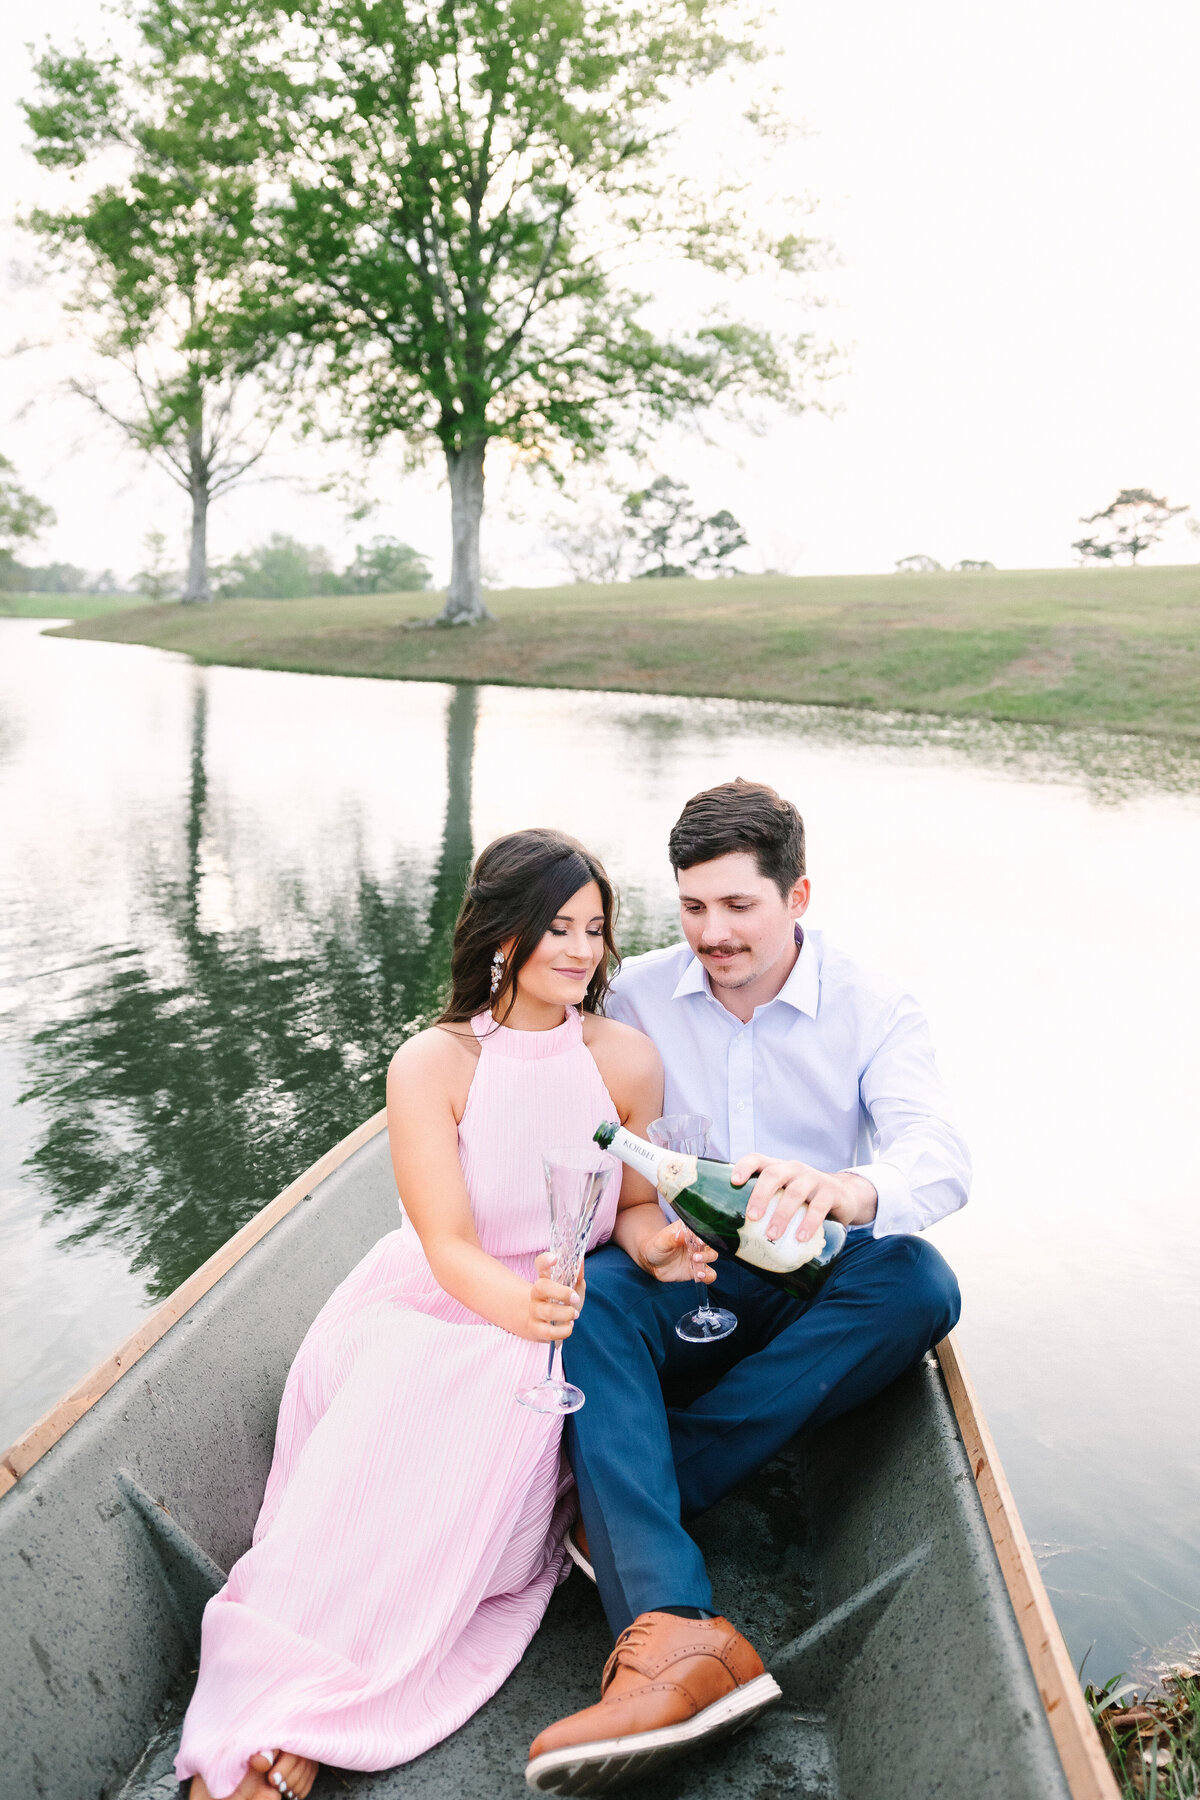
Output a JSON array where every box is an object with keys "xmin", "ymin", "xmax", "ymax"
[{"xmin": 176, "ymin": 828, "xmax": 705, "ymax": 1800}]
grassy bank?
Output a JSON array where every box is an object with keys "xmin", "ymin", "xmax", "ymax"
[
  {"xmin": 2, "ymin": 592, "xmax": 151, "ymax": 619},
  {"xmin": 54, "ymin": 564, "xmax": 1200, "ymax": 735}
]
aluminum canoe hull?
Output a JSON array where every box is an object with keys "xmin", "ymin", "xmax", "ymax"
[{"xmin": 0, "ymin": 1116, "xmax": 1115, "ymax": 1800}]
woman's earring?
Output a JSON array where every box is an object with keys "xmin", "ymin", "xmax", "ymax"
[{"xmin": 490, "ymin": 950, "xmax": 504, "ymax": 996}]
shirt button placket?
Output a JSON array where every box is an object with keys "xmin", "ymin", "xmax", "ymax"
[{"xmin": 728, "ymin": 1024, "xmax": 755, "ymax": 1162}]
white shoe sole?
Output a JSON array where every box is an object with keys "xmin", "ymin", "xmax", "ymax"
[
  {"xmin": 564, "ymin": 1530, "xmax": 596, "ymax": 1584},
  {"xmin": 524, "ymin": 1670, "xmax": 782, "ymax": 1794}
]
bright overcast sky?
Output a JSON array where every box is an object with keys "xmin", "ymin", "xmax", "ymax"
[{"xmin": 3, "ymin": 0, "xmax": 1200, "ymax": 586}]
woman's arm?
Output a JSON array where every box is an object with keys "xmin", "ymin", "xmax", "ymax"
[
  {"xmin": 386, "ymin": 1031, "xmax": 581, "ymax": 1342},
  {"xmin": 583, "ymin": 1017, "xmax": 717, "ymax": 1286}
]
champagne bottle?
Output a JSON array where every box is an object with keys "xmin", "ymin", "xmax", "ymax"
[{"xmin": 594, "ymin": 1121, "xmax": 846, "ymax": 1299}]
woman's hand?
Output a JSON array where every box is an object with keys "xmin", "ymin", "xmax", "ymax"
[
  {"xmin": 640, "ymin": 1221, "xmax": 718, "ymax": 1285},
  {"xmin": 522, "ymin": 1250, "xmax": 585, "ymax": 1343}
]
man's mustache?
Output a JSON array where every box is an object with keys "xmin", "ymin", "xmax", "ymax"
[{"xmin": 699, "ymin": 943, "xmax": 751, "ymax": 959}]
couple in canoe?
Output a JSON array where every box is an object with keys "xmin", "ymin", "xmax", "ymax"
[{"xmin": 178, "ymin": 777, "xmax": 969, "ymax": 1799}]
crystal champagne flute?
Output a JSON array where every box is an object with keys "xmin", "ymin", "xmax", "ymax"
[
  {"xmin": 516, "ymin": 1147, "xmax": 616, "ymax": 1414},
  {"xmin": 648, "ymin": 1114, "xmax": 738, "ymax": 1343}
]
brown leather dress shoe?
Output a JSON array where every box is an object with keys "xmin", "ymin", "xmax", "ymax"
[{"xmin": 525, "ymin": 1611, "xmax": 780, "ymax": 1793}]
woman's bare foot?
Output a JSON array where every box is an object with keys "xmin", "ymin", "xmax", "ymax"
[
  {"xmin": 250, "ymin": 1749, "xmax": 319, "ymax": 1799},
  {"xmin": 187, "ymin": 1750, "xmax": 318, "ymax": 1800},
  {"xmin": 187, "ymin": 1775, "xmax": 266, "ymax": 1800}
]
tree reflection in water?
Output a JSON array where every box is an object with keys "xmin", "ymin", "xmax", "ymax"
[{"xmin": 21, "ymin": 682, "xmax": 479, "ymax": 1299}]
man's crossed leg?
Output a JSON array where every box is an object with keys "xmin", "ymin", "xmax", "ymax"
[{"xmin": 524, "ymin": 1233, "xmax": 960, "ymax": 1791}]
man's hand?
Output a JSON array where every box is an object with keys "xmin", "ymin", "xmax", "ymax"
[
  {"xmin": 730, "ymin": 1155, "xmax": 878, "ymax": 1243},
  {"xmin": 640, "ymin": 1220, "xmax": 718, "ymax": 1285}
]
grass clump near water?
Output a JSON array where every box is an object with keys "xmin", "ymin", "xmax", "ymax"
[
  {"xmin": 55, "ymin": 563, "xmax": 1200, "ymax": 736},
  {"xmin": 1088, "ymin": 1667, "xmax": 1200, "ymax": 1797}
]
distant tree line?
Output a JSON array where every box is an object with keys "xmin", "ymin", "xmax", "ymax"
[
  {"xmin": 1, "ymin": 558, "xmax": 123, "ymax": 596},
  {"xmin": 894, "ymin": 554, "xmax": 995, "ymax": 573},
  {"xmin": 136, "ymin": 528, "xmax": 430, "ymax": 602},
  {"xmin": 215, "ymin": 535, "xmax": 430, "ymax": 601},
  {"xmin": 0, "ymin": 451, "xmax": 119, "ymax": 592},
  {"xmin": 894, "ymin": 487, "xmax": 1193, "ymax": 573}
]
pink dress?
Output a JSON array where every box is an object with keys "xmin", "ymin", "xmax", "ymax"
[{"xmin": 176, "ymin": 1008, "xmax": 618, "ymax": 1797}]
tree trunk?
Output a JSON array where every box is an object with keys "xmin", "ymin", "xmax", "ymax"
[
  {"xmin": 425, "ymin": 684, "xmax": 477, "ymax": 963},
  {"xmin": 183, "ymin": 421, "xmax": 211, "ymax": 604},
  {"xmin": 438, "ymin": 440, "xmax": 492, "ymax": 624}
]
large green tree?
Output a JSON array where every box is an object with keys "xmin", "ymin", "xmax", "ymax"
[
  {"xmin": 142, "ymin": 0, "xmax": 820, "ymax": 623},
  {"xmin": 23, "ymin": 48, "xmax": 290, "ymax": 601}
]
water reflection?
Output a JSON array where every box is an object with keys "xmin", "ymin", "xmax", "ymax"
[
  {"xmin": 611, "ymin": 694, "xmax": 1200, "ymax": 806},
  {"xmin": 19, "ymin": 678, "xmax": 477, "ymax": 1299},
  {"xmin": 2, "ymin": 621, "xmax": 1200, "ymax": 1684}
]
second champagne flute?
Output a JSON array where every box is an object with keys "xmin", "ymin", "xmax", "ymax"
[{"xmin": 648, "ymin": 1114, "xmax": 738, "ymax": 1343}]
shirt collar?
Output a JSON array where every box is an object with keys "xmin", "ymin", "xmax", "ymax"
[{"xmin": 671, "ymin": 925, "xmax": 819, "ymax": 1019}]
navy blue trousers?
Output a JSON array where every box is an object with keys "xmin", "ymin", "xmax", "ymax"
[{"xmin": 563, "ymin": 1230, "xmax": 960, "ymax": 1636}]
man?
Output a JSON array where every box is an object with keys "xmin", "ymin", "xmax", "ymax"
[{"xmin": 526, "ymin": 779, "xmax": 969, "ymax": 1794}]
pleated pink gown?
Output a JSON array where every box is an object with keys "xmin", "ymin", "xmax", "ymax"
[{"xmin": 176, "ymin": 1007, "xmax": 618, "ymax": 1797}]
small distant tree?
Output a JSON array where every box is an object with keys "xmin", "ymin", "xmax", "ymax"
[
  {"xmin": 625, "ymin": 477, "xmax": 748, "ymax": 579},
  {"xmin": 135, "ymin": 529, "xmax": 177, "ymax": 601},
  {"xmin": 1072, "ymin": 490, "xmax": 1188, "ymax": 564},
  {"xmin": 952, "ymin": 558, "xmax": 994, "ymax": 572},
  {"xmin": 545, "ymin": 507, "xmax": 634, "ymax": 585},
  {"xmin": 342, "ymin": 538, "xmax": 431, "ymax": 594},
  {"xmin": 23, "ymin": 43, "xmax": 293, "ymax": 602},
  {"xmin": 895, "ymin": 554, "xmax": 943, "ymax": 573}
]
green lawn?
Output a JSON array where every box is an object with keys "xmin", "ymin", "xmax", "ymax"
[
  {"xmin": 53, "ymin": 564, "xmax": 1200, "ymax": 735},
  {"xmin": 1, "ymin": 592, "xmax": 152, "ymax": 619}
]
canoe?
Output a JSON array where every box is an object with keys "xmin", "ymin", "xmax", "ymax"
[{"xmin": 0, "ymin": 1115, "xmax": 1118, "ymax": 1800}]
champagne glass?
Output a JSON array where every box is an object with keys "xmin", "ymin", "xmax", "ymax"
[
  {"xmin": 517, "ymin": 1147, "xmax": 616, "ymax": 1414},
  {"xmin": 649, "ymin": 1114, "xmax": 738, "ymax": 1343}
]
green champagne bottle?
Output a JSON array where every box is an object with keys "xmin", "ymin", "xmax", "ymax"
[{"xmin": 593, "ymin": 1121, "xmax": 846, "ymax": 1300}]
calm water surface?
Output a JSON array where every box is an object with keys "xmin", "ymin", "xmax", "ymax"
[{"xmin": 3, "ymin": 617, "xmax": 1200, "ymax": 1683}]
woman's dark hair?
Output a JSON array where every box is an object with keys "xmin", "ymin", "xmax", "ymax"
[
  {"xmin": 667, "ymin": 777, "xmax": 806, "ymax": 897},
  {"xmin": 438, "ymin": 828, "xmax": 619, "ymax": 1025}
]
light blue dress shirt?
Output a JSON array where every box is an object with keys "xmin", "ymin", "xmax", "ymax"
[{"xmin": 605, "ymin": 927, "xmax": 971, "ymax": 1239}]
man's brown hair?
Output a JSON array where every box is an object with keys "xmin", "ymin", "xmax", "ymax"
[{"xmin": 667, "ymin": 778, "xmax": 806, "ymax": 897}]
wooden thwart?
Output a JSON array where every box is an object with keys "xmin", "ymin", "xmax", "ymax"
[
  {"xmin": 936, "ymin": 1334, "xmax": 1120, "ymax": 1800},
  {"xmin": 0, "ymin": 1109, "xmax": 389, "ymax": 1499}
]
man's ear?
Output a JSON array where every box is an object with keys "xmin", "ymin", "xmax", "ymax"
[{"xmin": 789, "ymin": 877, "xmax": 812, "ymax": 921}]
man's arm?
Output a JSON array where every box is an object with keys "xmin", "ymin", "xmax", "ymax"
[
  {"xmin": 731, "ymin": 991, "xmax": 971, "ymax": 1243},
  {"xmin": 854, "ymin": 991, "xmax": 971, "ymax": 1235}
]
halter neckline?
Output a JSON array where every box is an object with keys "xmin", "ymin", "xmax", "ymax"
[{"xmin": 470, "ymin": 1006, "xmax": 583, "ymax": 1058}]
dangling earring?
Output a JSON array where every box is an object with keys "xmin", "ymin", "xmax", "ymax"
[{"xmin": 490, "ymin": 950, "xmax": 504, "ymax": 997}]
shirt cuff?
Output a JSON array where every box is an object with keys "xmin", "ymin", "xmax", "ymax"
[{"xmin": 849, "ymin": 1161, "xmax": 914, "ymax": 1238}]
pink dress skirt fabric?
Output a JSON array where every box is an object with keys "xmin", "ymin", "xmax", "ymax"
[{"xmin": 176, "ymin": 1007, "xmax": 618, "ymax": 1796}]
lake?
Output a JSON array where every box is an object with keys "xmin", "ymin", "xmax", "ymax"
[{"xmin": 2, "ymin": 615, "xmax": 1199, "ymax": 1686}]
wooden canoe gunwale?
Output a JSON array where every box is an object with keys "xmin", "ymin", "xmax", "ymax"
[
  {"xmin": 1, "ymin": 1125, "xmax": 1117, "ymax": 1800},
  {"xmin": 0, "ymin": 1108, "xmax": 389, "ymax": 1499},
  {"xmin": 936, "ymin": 1334, "xmax": 1120, "ymax": 1800}
]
